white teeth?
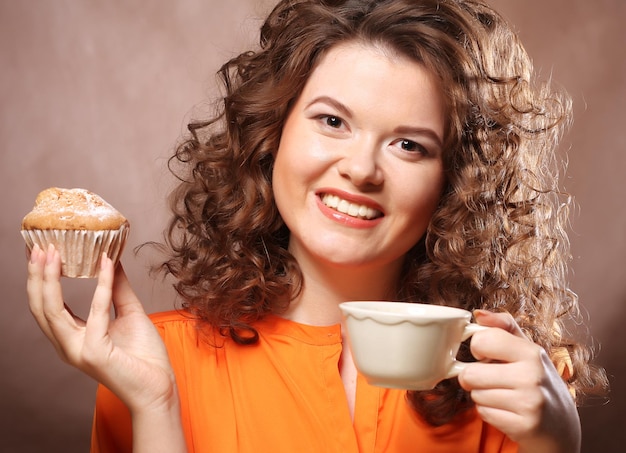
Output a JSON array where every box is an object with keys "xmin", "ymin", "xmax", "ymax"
[
  {"xmin": 321, "ymin": 194, "xmax": 381, "ymax": 220},
  {"xmin": 324, "ymin": 195, "xmax": 339, "ymax": 209}
]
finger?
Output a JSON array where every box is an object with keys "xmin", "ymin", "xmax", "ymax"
[
  {"xmin": 84, "ymin": 253, "xmax": 115, "ymax": 346},
  {"xmin": 470, "ymin": 326, "xmax": 541, "ymax": 363},
  {"xmin": 470, "ymin": 388, "xmax": 523, "ymax": 413},
  {"xmin": 472, "ymin": 387, "xmax": 545, "ymax": 422},
  {"xmin": 460, "ymin": 361, "xmax": 526, "ymax": 390},
  {"xmin": 28, "ymin": 244, "xmax": 86, "ymax": 326},
  {"xmin": 39, "ymin": 245, "xmax": 83, "ymax": 359},
  {"xmin": 473, "ymin": 404, "xmax": 528, "ymax": 441},
  {"xmin": 26, "ymin": 244, "xmax": 57, "ymax": 341},
  {"xmin": 41, "ymin": 245, "xmax": 73, "ymax": 324},
  {"xmin": 474, "ymin": 310, "xmax": 527, "ymax": 339},
  {"xmin": 27, "ymin": 243, "xmax": 45, "ymax": 315},
  {"xmin": 111, "ymin": 262, "xmax": 145, "ymax": 317}
]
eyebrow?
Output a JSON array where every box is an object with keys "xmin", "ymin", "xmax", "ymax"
[
  {"xmin": 305, "ymin": 95, "xmax": 443, "ymax": 150},
  {"xmin": 305, "ymin": 96, "xmax": 354, "ymax": 118},
  {"xmin": 394, "ymin": 125, "xmax": 443, "ymax": 150}
]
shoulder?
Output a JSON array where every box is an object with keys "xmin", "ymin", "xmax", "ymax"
[
  {"xmin": 149, "ymin": 309, "xmax": 197, "ymax": 327},
  {"xmin": 148, "ymin": 310, "xmax": 203, "ymax": 344},
  {"xmin": 148, "ymin": 310, "xmax": 226, "ymax": 350}
]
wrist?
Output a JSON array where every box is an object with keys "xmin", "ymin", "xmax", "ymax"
[
  {"xmin": 517, "ymin": 417, "xmax": 581, "ymax": 453},
  {"xmin": 518, "ymin": 437, "xmax": 580, "ymax": 453},
  {"xmin": 131, "ymin": 386, "xmax": 187, "ymax": 453}
]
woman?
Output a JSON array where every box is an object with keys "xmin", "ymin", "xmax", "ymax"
[{"xmin": 26, "ymin": 0, "xmax": 607, "ymax": 452}]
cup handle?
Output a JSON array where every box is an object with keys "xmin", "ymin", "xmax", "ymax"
[{"xmin": 445, "ymin": 323, "xmax": 489, "ymax": 379}]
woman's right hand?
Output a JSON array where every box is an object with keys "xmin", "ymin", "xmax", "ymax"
[
  {"xmin": 27, "ymin": 244, "xmax": 188, "ymax": 452},
  {"xmin": 26, "ymin": 243, "xmax": 177, "ymax": 415}
]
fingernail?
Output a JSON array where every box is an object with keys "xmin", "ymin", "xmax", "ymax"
[
  {"xmin": 473, "ymin": 309, "xmax": 489, "ymax": 318},
  {"xmin": 46, "ymin": 244, "xmax": 54, "ymax": 264},
  {"xmin": 30, "ymin": 244, "xmax": 40, "ymax": 263},
  {"xmin": 100, "ymin": 252, "xmax": 109, "ymax": 270}
]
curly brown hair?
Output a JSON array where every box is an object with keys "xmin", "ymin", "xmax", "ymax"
[{"xmin": 159, "ymin": 0, "xmax": 608, "ymax": 425}]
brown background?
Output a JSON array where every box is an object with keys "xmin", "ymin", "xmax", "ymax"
[{"xmin": 1, "ymin": 1, "xmax": 624, "ymax": 451}]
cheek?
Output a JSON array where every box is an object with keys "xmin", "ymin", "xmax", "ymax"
[
  {"xmin": 398, "ymin": 172, "xmax": 445, "ymax": 222},
  {"xmin": 274, "ymin": 138, "xmax": 331, "ymax": 189},
  {"xmin": 271, "ymin": 153, "xmax": 290, "ymax": 211},
  {"xmin": 272, "ymin": 147, "xmax": 302, "ymax": 196},
  {"xmin": 271, "ymin": 142, "xmax": 312, "ymax": 217}
]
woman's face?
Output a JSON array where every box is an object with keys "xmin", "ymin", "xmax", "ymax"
[{"xmin": 272, "ymin": 41, "xmax": 446, "ymax": 278}]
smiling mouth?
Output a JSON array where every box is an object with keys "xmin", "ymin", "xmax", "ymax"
[{"xmin": 320, "ymin": 194, "xmax": 383, "ymax": 220}]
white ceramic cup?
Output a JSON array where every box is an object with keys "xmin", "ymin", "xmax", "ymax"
[{"xmin": 339, "ymin": 301, "xmax": 487, "ymax": 390}]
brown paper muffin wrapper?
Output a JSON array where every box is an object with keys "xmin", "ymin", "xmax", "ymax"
[{"xmin": 21, "ymin": 224, "xmax": 129, "ymax": 278}]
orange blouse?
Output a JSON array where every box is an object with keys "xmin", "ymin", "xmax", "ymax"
[{"xmin": 91, "ymin": 310, "xmax": 518, "ymax": 452}]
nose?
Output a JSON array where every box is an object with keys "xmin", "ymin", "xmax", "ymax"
[{"xmin": 336, "ymin": 137, "xmax": 384, "ymax": 188}]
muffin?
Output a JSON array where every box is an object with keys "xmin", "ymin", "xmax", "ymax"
[{"xmin": 21, "ymin": 187, "xmax": 130, "ymax": 278}]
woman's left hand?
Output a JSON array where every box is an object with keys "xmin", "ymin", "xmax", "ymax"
[{"xmin": 458, "ymin": 310, "xmax": 581, "ymax": 453}]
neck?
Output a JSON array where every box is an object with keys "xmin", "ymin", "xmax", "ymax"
[{"xmin": 282, "ymin": 257, "xmax": 402, "ymax": 326}]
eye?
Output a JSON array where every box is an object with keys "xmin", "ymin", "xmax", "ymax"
[
  {"xmin": 400, "ymin": 139, "xmax": 417, "ymax": 151},
  {"xmin": 311, "ymin": 112, "xmax": 350, "ymax": 136},
  {"xmin": 323, "ymin": 115, "xmax": 343, "ymax": 128},
  {"xmin": 397, "ymin": 139, "xmax": 428, "ymax": 155}
]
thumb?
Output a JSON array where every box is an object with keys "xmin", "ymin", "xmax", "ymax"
[
  {"xmin": 83, "ymin": 253, "xmax": 115, "ymax": 353},
  {"xmin": 111, "ymin": 261, "xmax": 145, "ymax": 317},
  {"xmin": 473, "ymin": 309, "xmax": 527, "ymax": 340}
]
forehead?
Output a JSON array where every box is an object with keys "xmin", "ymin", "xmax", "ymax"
[
  {"xmin": 298, "ymin": 41, "xmax": 446, "ymax": 136},
  {"xmin": 303, "ymin": 40, "xmax": 443, "ymax": 98}
]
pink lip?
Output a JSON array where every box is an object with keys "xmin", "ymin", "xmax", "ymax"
[{"xmin": 315, "ymin": 188, "xmax": 384, "ymax": 228}]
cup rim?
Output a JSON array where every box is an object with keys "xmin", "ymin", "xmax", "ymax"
[{"xmin": 339, "ymin": 301, "xmax": 471, "ymax": 324}]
